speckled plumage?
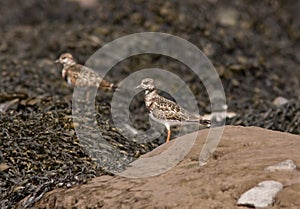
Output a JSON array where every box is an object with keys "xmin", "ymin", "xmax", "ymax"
[
  {"xmin": 55, "ymin": 53, "xmax": 117, "ymax": 90},
  {"xmin": 137, "ymin": 78, "xmax": 210, "ymax": 143}
]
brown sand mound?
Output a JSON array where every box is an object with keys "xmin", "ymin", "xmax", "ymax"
[{"xmin": 18, "ymin": 126, "xmax": 300, "ymax": 209}]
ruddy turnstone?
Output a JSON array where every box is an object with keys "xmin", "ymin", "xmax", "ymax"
[
  {"xmin": 136, "ymin": 78, "xmax": 211, "ymax": 143},
  {"xmin": 55, "ymin": 53, "xmax": 117, "ymax": 90}
]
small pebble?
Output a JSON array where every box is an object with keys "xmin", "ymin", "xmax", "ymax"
[
  {"xmin": 265, "ymin": 159, "xmax": 297, "ymax": 172},
  {"xmin": 273, "ymin": 96, "xmax": 288, "ymax": 107},
  {"xmin": 57, "ymin": 182, "xmax": 64, "ymax": 187}
]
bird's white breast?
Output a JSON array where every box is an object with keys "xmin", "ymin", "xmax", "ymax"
[
  {"xmin": 62, "ymin": 69, "xmax": 66, "ymax": 78},
  {"xmin": 67, "ymin": 76, "xmax": 73, "ymax": 85}
]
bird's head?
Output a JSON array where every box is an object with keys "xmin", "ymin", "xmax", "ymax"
[
  {"xmin": 55, "ymin": 53, "xmax": 76, "ymax": 66},
  {"xmin": 136, "ymin": 78, "xmax": 156, "ymax": 91}
]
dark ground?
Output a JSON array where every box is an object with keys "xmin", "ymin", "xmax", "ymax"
[{"xmin": 0, "ymin": 0, "xmax": 299, "ymax": 208}]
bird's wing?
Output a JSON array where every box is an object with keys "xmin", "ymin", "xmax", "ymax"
[
  {"xmin": 78, "ymin": 65, "xmax": 102, "ymax": 85},
  {"xmin": 69, "ymin": 65, "xmax": 116, "ymax": 89},
  {"xmin": 151, "ymin": 95, "xmax": 210, "ymax": 125},
  {"xmin": 151, "ymin": 95, "xmax": 188, "ymax": 121}
]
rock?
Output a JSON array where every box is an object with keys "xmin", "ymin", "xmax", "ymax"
[
  {"xmin": 23, "ymin": 126, "xmax": 300, "ymax": 209},
  {"xmin": 273, "ymin": 96, "xmax": 288, "ymax": 107},
  {"xmin": 26, "ymin": 98, "xmax": 42, "ymax": 106},
  {"xmin": 67, "ymin": 0, "xmax": 97, "ymax": 8},
  {"xmin": 217, "ymin": 8, "xmax": 239, "ymax": 26},
  {"xmin": 0, "ymin": 98, "xmax": 19, "ymax": 113},
  {"xmin": 226, "ymin": 112, "xmax": 237, "ymax": 119},
  {"xmin": 229, "ymin": 64, "xmax": 244, "ymax": 71},
  {"xmin": 202, "ymin": 111, "xmax": 236, "ymax": 121},
  {"xmin": 88, "ymin": 35, "xmax": 102, "ymax": 45},
  {"xmin": 0, "ymin": 163, "xmax": 10, "ymax": 171},
  {"xmin": 237, "ymin": 180, "xmax": 283, "ymax": 208},
  {"xmin": 265, "ymin": 159, "xmax": 297, "ymax": 172},
  {"xmin": 0, "ymin": 92, "xmax": 28, "ymax": 103},
  {"xmin": 130, "ymin": 13, "xmax": 144, "ymax": 25}
]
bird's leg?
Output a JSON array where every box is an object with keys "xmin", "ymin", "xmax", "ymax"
[
  {"xmin": 84, "ymin": 87, "xmax": 95, "ymax": 104},
  {"xmin": 85, "ymin": 89, "xmax": 90, "ymax": 102},
  {"xmin": 166, "ymin": 127, "xmax": 171, "ymax": 143}
]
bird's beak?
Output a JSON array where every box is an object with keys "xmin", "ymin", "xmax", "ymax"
[
  {"xmin": 135, "ymin": 84, "xmax": 141, "ymax": 89},
  {"xmin": 54, "ymin": 59, "xmax": 59, "ymax": 63}
]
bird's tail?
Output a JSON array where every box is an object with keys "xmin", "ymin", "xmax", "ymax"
[
  {"xmin": 109, "ymin": 83, "xmax": 119, "ymax": 90},
  {"xmin": 187, "ymin": 113, "xmax": 211, "ymax": 127},
  {"xmin": 99, "ymin": 80, "xmax": 119, "ymax": 91},
  {"xmin": 199, "ymin": 118, "xmax": 211, "ymax": 127}
]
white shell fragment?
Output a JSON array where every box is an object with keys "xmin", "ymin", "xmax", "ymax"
[
  {"xmin": 265, "ymin": 159, "xmax": 297, "ymax": 172},
  {"xmin": 237, "ymin": 180, "xmax": 283, "ymax": 208}
]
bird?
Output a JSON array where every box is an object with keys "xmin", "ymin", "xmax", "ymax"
[
  {"xmin": 55, "ymin": 53, "xmax": 118, "ymax": 90},
  {"xmin": 136, "ymin": 78, "xmax": 211, "ymax": 143}
]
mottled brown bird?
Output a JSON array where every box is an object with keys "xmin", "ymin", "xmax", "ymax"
[
  {"xmin": 136, "ymin": 78, "xmax": 211, "ymax": 143},
  {"xmin": 55, "ymin": 53, "xmax": 117, "ymax": 90}
]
